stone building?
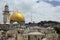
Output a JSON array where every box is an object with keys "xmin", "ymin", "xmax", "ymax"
[
  {"xmin": 23, "ymin": 32, "xmax": 45, "ymax": 40},
  {"xmin": 46, "ymin": 33, "xmax": 58, "ymax": 40},
  {"xmin": 3, "ymin": 5, "xmax": 10, "ymax": 24},
  {"xmin": 0, "ymin": 4, "xmax": 25, "ymax": 31}
]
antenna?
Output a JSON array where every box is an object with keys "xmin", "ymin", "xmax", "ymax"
[{"xmin": 31, "ymin": 13, "xmax": 32, "ymax": 22}]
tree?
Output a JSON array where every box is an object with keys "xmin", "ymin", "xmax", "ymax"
[{"xmin": 54, "ymin": 24, "xmax": 60, "ymax": 34}]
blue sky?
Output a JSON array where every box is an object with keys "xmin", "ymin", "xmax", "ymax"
[
  {"xmin": 43, "ymin": 0, "xmax": 60, "ymax": 6},
  {"xmin": 0, "ymin": 0, "xmax": 60, "ymax": 23},
  {"xmin": 37, "ymin": 0, "xmax": 60, "ymax": 6}
]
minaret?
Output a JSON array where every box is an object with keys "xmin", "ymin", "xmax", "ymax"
[{"xmin": 3, "ymin": 5, "xmax": 10, "ymax": 24}]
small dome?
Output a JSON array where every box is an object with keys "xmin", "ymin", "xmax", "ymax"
[
  {"xmin": 10, "ymin": 11, "xmax": 25, "ymax": 22},
  {"xmin": 5, "ymin": 4, "xmax": 8, "ymax": 7}
]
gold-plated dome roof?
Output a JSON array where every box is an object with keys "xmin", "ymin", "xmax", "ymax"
[{"xmin": 10, "ymin": 11, "xmax": 25, "ymax": 22}]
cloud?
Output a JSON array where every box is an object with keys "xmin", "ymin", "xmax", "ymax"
[
  {"xmin": 30, "ymin": 1, "xmax": 60, "ymax": 22},
  {"xmin": 0, "ymin": 0, "xmax": 60, "ymax": 23}
]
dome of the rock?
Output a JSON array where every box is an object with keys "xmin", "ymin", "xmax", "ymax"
[{"xmin": 10, "ymin": 11, "xmax": 25, "ymax": 22}]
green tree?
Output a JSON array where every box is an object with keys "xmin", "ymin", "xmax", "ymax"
[{"xmin": 54, "ymin": 24, "xmax": 60, "ymax": 34}]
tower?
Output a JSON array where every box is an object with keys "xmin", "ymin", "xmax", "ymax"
[{"xmin": 3, "ymin": 5, "xmax": 10, "ymax": 24}]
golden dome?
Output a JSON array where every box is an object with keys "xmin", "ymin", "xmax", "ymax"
[{"xmin": 10, "ymin": 11, "xmax": 25, "ymax": 22}]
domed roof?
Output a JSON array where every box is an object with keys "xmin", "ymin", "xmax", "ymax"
[{"xmin": 10, "ymin": 11, "xmax": 25, "ymax": 22}]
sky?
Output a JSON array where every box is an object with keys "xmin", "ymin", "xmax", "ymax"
[{"xmin": 0, "ymin": 0, "xmax": 60, "ymax": 23}]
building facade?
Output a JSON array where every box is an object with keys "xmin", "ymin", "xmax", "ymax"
[{"xmin": 3, "ymin": 5, "xmax": 10, "ymax": 24}]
